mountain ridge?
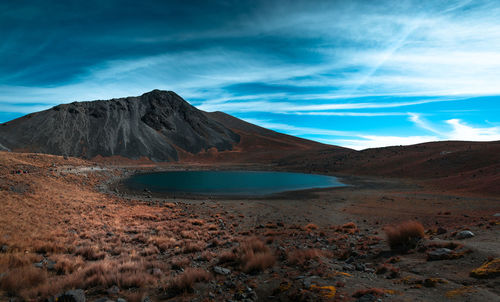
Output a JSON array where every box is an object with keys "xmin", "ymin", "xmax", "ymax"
[{"xmin": 0, "ymin": 90, "xmax": 242, "ymax": 161}]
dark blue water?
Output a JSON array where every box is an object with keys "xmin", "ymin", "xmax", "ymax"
[{"xmin": 125, "ymin": 171, "xmax": 345, "ymax": 195}]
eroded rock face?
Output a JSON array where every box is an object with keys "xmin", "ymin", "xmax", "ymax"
[{"xmin": 0, "ymin": 90, "xmax": 239, "ymax": 161}]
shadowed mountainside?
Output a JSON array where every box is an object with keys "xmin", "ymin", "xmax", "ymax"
[
  {"xmin": 278, "ymin": 140, "xmax": 500, "ymax": 195},
  {"xmin": 0, "ymin": 90, "xmax": 241, "ymax": 161},
  {"xmin": 0, "ymin": 90, "xmax": 335, "ymax": 162}
]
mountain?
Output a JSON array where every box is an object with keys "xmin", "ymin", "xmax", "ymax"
[
  {"xmin": 0, "ymin": 90, "xmax": 330, "ymax": 161},
  {"xmin": 0, "ymin": 90, "xmax": 241, "ymax": 161}
]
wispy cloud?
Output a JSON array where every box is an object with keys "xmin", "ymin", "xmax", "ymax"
[{"xmin": 1, "ymin": 1, "xmax": 500, "ymax": 149}]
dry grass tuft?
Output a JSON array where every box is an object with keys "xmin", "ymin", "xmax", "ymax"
[
  {"xmin": 0, "ymin": 266, "xmax": 47, "ymax": 296},
  {"xmin": 75, "ymin": 245, "xmax": 106, "ymax": 260},
  {"xmin": 384, "ymin": 220, "xmax": 425, "ymax": 252},
  {"xmin": 287, "ymin": 249, "xmax": 323, "ymax": 267},
  {"xmin": 238, "ymin": 237, "xmax": 275, "ymax": 273},
  {"xmin": 167, "ymin": 268, "xmax": 211, "ymax": 295},
  {"xmin": 304, "ymin": 223, "xmax": 319, "ymax": 231},
  {"xmin": 182, "ymin": 241, "xmax": 205, "ymax": 254}
]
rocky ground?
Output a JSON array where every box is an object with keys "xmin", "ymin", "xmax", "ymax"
[{"xmin": 0, "ymin": 151, "xmax": 499, "ymax": 301}]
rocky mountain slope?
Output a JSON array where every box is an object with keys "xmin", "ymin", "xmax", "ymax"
[{"xmin": 0, "ymin": 90, "xmax": 241, "ymax": 161}]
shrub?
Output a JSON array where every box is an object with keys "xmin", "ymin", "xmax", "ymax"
[
  {"xmin": 75, "ymin": 245, "xmax": 106, "ymax": 260},
  {"xmin": 384, "ymin": 220, "xmax": 425, "ymax": 252},
  {"xmin": 167, "ymin": 268, "xmax": 211, "ymax": 294},
  {"xmin": 304, "ymin": 223, "xmax": 318, "ymax": 231},
  {"xmin": 0, "ymin": 266, "xmax": 47, "ymax": 296},
  {"xmin": 242, "ymin": 251, "xmax": 276, "ymax": 273},
  {"xmin": 287, "ymin": 249, "xmax": 322, "ymax": 266},
  {"xmin": 237, "ymin": 237, "xmax": 275, "ymax": 273},
  {"xmin": 182, "ymin": 241, "xmax": 204, "ymax": 254}
]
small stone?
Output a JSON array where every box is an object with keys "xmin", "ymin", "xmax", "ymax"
[
  {"xmin": 34, "ymin": 260, "xmax": 44, "ymax": 268},
  {"xmin": 343, "ymin": 264, "xmax": 355, "ymax": 271},
  {"xmin": 107, "ymin": 285, "xmax": 120, "ymax": 295},
  {"xmin": 46, "ymin": 259, "xmax": 56, "ymax": 271},
  {"xmin": 493, "ymin": 213, "xmax": 500, "ymax": 217},
  {"xmin": 356, "ymin": 294, "xmax": 377, "ymax": 302},
  {"xmin": 355, "ymin": 263, "xmax": 366, "ymax": 271},
  {"xmin": 141, "ymin": 297, "xmax": 152, "ymax": 302},
  {"xmin": 0, "ymin": 245, "xmax": 8, "ymax": 253},
  {"xmin": 93, "ymin": 298, "xmax": 112, "ymax": 302},
  {"xmin": 427, "ymin": 248, "xmax": 453, "ymax": 261},
  {"xmin": 213, "ymin": 266, "xmax": 231, "ymax": 275},
  {"xmin": 55, "ymin": 289, "xmax": 86, "ymax": 302},
  {"xmin": 456, "ymin": 230, "xmax": 475, "ymax": 239},
  {"xmin": 116, "ymin": 298, "xmax": 127, "ymax": 302}
]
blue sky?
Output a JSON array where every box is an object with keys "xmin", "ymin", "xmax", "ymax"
[{"xmin": 2, "ymin": 0, "xmax": 500, "ymax": 149}]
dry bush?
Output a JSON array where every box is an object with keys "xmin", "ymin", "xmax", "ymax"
[
  {"xmin": 237, "ymin": 237, "xmax": 275, "ymax": 273},
  {"xmin": 118, "ymin": 272, "xmax": 152, "ymax": 289},
  {"xmin": 75, "ymin": 245, "xmax": 106, "ymax": 260},
  {"xmin": 287, "ymin": 249, "xmax": 322, "ymax": 266},
  {"xmin": 167, "ymin": 268, "xmax": 211, "ymax": 294},
  {"xmin": 0, "ymin": 266, "xmax": 47, "ymax": 296},
  {"xmin": 52, "ymin": 254, "xmax": 85, "ymax": 275},
  {"xmin": 207, "ymin": 224, "xmax": 218, "ymax": 231},
  {"xmin": 304, "ymin": 223, "xmax": 318, "ymax": 231},
  {"xmin": 218, "ymin": 250, "xmax": 238, "ymax": 264},
  {"xmin": 0, "ymin": 253, "xmax": 39, "ymax": 270},
  {"xmin": 141, "ymin": 245, "xmax": 159, "ymax": 256},
  {"xmin": 385, "ymin": 220, "xmax": 425, "ymax": 252},
  {"xmin": 375, "ymin": 263, "xmax": 400, "ymax": 278},
  {"xmin": 182, "ymin": 241, "xmax": 204, "ymax": 254},
  {"xmin": 171, "ymin": 257, "xmax": 190, "ymax": 270},
  {"xmin": 81, "ymin": 260, "xmax": 117, "ymax": 287},
  {"xmin": 189, "ymin": 219, "xmax": 205, "ymax": 226},
  {"xmin": 32, "ymin": 241, "xmax": 68, "ymax": 254},
  {"xmin": 199, "ymin": 250, "xmax": 214, "ymax": 261},
  {"xmin": 242, "ymin": 251, "xmax": 276, "ymax": 273},
  {"xmin": 149, "ymin": 236, "xmax": 177, "ymax": 252},
  {"xmin": 342, "ymin": 222, "xmax": 357, "ymax": 229}
]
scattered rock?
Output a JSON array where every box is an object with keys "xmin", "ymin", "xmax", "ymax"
[
  {"xmin": 55, "ymin": 289, "xmax": 86, "ymax": 302},
  {"xmin": 0, "ymin": 244, "xmax": 8, "ymax": 253},
  {"xmin": 107, "ymin": 285, "xmax": 120, "ymax": 295},
  {"xmin": 116, "ymin": 298, "xmax": 127, "ymax": 302},
  {"xmin": 355, "ymin": 294, "xmax": 378, "ymax": 302},
  {"xmin": 141, "ymin": 296, "xmax": 152, "ymax": 302},
  {"xmin": 493, "ymin": 213, "xmax": 500, "ymax": 217},
  {"xmin": 456, "ymin": 230, "xmax": 475, "ymax": 239},
  {"xmin": 302, "ymin": 276, "xmax": 321, "ymax": 288},
  {"xmin": 92, "ymin": 298, "xmax": 113, "ymax": 302},
  {"xmin": 427, "ymin": 248, "xmax": 454, "ymax": 261},
  {"xmin": 343, "ymin": 264, "xmax": 355, "ymax": 271},
  {"xmin": 46, "ymin": 259, "xmax": 56, "ymax": 270},
  {"xmin": 213, "ymin": 266, "xmax": 231, "ymax": 275}
]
